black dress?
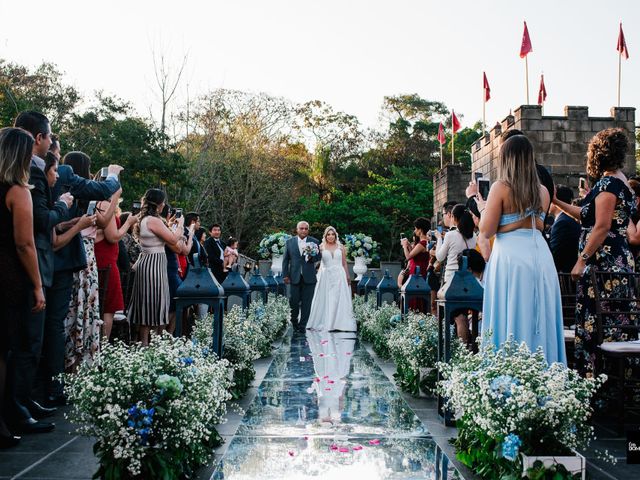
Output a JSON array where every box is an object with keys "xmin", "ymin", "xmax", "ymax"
[
  {"xmin": 575, "ymin": 176, "xmax": 637, "ymax": 377},
  {"xmin": 0, "ymin": 183, "xmax": 29, "ymax": 353}
]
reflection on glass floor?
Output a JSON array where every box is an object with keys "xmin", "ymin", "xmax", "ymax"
[{"xmin": 213, "ymin": 330, "xmax": 463, "ymax": 479}]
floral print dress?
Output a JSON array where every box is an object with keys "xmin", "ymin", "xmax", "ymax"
[{"xmin": 575, "ymin": 176, "xmax": 637, "ymax": 377}]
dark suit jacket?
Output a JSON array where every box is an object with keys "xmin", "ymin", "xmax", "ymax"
[
  {"xmin": 282, "ymin": 236, "xmax": 321, "ymax": 285},
  {"xmin": 204, "ymin": 237, "xmax": 225, "ymax": 280},
  {"xmin": 189, "ymin": 239, "xmax": 208, "ymax": 267},
  {"xmin": 53, "ymin": 165, "xmax": 120, "ymax": 273},
  {"xmin": 549, "ymin": 213, "xmax": 581, "ymax": 273},
  {"xmin": 29, "ymin": 166, "xmax": 69, "ymax": 287}
]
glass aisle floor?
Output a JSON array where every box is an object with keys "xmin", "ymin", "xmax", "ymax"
[{"xmin": 212, "ymin": 330, "xmax": 464, "ymax": 479}]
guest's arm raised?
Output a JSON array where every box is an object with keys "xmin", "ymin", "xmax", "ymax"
[{"xmin": 146, "ymin": 215, "xmax": 184, "ymax": 246}]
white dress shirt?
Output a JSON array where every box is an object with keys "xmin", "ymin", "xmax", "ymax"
[{"xmin": 298, "ymin": 236, "xmax": 307, "ymax": 256}]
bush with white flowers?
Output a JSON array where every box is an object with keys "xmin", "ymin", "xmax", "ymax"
[
  {"xmin": 344, "ymin": 233, "xmax": 379, "ymax": 263},
  {"xmin": 257, "ymin": 232, "xmax": 291, "ymax": 259},
  {"xmin": 437, "ymin": 337, "xmax": 606, "ymax": 479},
  {"xmin": 64, "ymin": 334, "xmax": 232, "ymax": 480},
  {"xmin": 355, "ymin": 298, "xmax": 400, "ymax": 358}
]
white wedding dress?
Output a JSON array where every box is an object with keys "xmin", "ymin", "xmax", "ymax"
[{"xmin": 306, "ymin": 247, "xmax": 356, "ymax": 332}]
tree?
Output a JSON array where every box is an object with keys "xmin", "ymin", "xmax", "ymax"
[
  {"xmin": 298, "ymin": 166, "xmax": 433, "ymax": 261},
  {"xmin": 62, "ymin": 93, "xmax": 187, "ymax": 206},
  {"xmin": 0, "ymin": 59, "xmax": 80, "ymax": 129},
  {"xmin": 150, "ymin": 46, "xmax": 188, "ymax": 143}
]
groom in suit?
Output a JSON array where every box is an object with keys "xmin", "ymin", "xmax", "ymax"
[{"xmin": 282, "ymin": 221, "xmax": 321, "ymax": 332}]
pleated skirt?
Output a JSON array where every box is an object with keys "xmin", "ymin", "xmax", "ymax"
[
  {"xmin": 481, "ymin": 229, "xmax": 567, "ymax": 365},
  {"xmin": 128, "ymin": 252, "xmax": 170, "ymax": 327}
]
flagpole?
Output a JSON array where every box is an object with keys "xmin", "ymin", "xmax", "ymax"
[
  {"xmin": 440, "ymin": 143, "xmax": 444, "ymax": 169},
  {"xmin": 483, "ymin": 94, "xmax": 486, "ymax": 133},
  {"xmin": 451, "ymin": 120, "xmax": 455, "ymax": 165},
  {"xmin": 525, "ymin": 56, "xmax": 530, "ymax": 104},
  {"xmin": 617, "ymin": 50, "xmax": 622, "ymax": 107}
]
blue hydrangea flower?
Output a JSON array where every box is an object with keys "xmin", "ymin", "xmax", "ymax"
[
  {"xmin": 180, "ymin": 357, "xmax": 194, "ymax": 366},
  {"xmin": 490, "ymin": 375, "xmax": 519, "ymax": 399},
  {"xmin": 501, "ymin": 433, "xmax": 522, "ymax": 461},
  {"xmin": 414, "ymin": 336, "xmax": 421, "ymax": 345}
]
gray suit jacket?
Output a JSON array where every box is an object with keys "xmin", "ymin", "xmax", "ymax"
[{"xmin": 282, "ymin": 236, "xmax": 321, "ymax": 285}]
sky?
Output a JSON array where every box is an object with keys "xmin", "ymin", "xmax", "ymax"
[{"xmin": 1, "ymin": 0, "xmax": 639, "ymax": 131}]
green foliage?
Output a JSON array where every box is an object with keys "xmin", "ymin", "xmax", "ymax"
[
  {"xmin": 299, "ymin": 166, "xmax": 433, "ymax": 261},
  {"xmin": 62, "ymin": 94, "xmax": 187, "ymax": 207}
]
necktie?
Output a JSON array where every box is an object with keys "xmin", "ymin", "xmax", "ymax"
[{"xmin": 216, "ymin": 240, "xmax": 223, "ymax": 261}]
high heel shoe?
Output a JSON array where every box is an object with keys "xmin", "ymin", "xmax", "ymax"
[{"xmin": 0, "ymin": 434, "xmax": 21, "ymax": 449}]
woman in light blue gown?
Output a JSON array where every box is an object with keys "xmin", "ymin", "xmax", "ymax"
[{"xmin": 477, "ymin": 135, "xmax": 566, "ymax": 365}]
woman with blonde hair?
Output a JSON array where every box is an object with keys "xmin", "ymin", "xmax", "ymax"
[
  {"xmin": 306, "ymin": 226, "xmax": 356, "ymax": 332},
  {"xmin": 479, "ymin": 134, "xmax": 565, "ymax": 365}
]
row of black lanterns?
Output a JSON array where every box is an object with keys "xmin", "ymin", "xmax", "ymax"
[{"xmin": 174, "ymin": 257, "xmax": 287, "ymax": 358}]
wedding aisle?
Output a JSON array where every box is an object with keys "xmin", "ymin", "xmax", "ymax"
[{"xmin": 210, "ymin": 330, "xmax": 464, "ymax": 479}]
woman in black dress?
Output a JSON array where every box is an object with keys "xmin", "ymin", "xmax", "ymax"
[
  {"xmin": 0, "ymin": 128, "xmax": 46, "ymax": 448},
  {"xmin": 553, "ymin": 128, "xmax": 637, "ymax": 377}
]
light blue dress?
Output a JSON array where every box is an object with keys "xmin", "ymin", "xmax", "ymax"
[{"xmin": 481, "ymin": 210, "xmax": 567, "ymax": 365}]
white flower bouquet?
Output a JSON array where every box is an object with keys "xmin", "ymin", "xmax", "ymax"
[
  {"xmin": 344, "ymin": 233, "xmax": 379, "ymax": 263},
  {"xmin": 302, "ymin": 242, "xmax": 319, "ymax": 261},
  {"xmin": 64, "ymin": 334, "xmax": 232, "ymax": 479},
  {"xmin": 437, "ymin": 337, "xmax": 606, "ymax": 479},
  {"xmin": 258, "ymin": 232, "xmax": 291, "ymax": 259}
]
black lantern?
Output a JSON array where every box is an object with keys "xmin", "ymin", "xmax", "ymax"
[
  {"xmin": 221, "ymin": 264, "xmax": 251, "ymax": 310},
  {"xmin": 356, "ymin": 270, "xmax": 372, "ymax": 296},
  {"xmin": 264, "ymin": 269, "xmax": 278, "ymax": 295},
  {"xmin": 400, "ymin": 266, "xmax": 431, "ymax": 315},
  {"xmin": 363, "ymin": 271, "xmax": 378, "ymax": 301},
  {"xmin": 248, "ymin": 266, "xmax": 268, "ymax": 304},
  {"xmin": 174, "ymin": 254, "xmax": 225, "ymax": 357},
  {"xmin": 436, "ymin": 256, "xmax": 483, "ymax": 426},
  {"xmin": 376, "ymin": 269, "xmax": 399, "ymax": 308}
]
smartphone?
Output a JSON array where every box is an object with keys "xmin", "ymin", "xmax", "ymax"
[
  {"xmin": 86, "ymin": 200, "xmax": 97, "ymax": 216},
  {"xmin": 100, "ymin": 167, "xmax": 109, "ymax": 179},
  {"xmin": 400, "ymin": 233, "xmax": 406, "ymax": 240},
  {"xmin": 478, "ymin": 178, "xmax": 491, "ymax": 200},
  {"xmin": 132, "ymin": 201, "xmax": 141, "ymax": 214},
  {"xmin": 474, "ymin": 172, "xmax": 483, "ymax": 183},
  {"xmin": 175, "ymin": 208, "xmax": 183, "ymax": 219},
  {"xmin": 437, "ymin": 226, "xmax": 443, "ymax": 234},
  {"xmin": 579, "ymin": 177, "xmax": 587, "ymax": 190}
]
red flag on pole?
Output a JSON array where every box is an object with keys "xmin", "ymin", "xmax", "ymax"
[
  {"xmin": 520, "ymin": 21, "xmax": 533, "ymax": 58},
  {"xmin": 437, "ymin": 123, "xmax": 446, "ymax": 144},
  {"xmin": 617, "ymin": 22, "xmax": 629, "ymax": 59},
  {"xmin": 483, "ymin": 72, "xmax": 491, "ymax": 102},
  {"xmin": 537, "ymin": 74, "xmax": 547, "ymax": 105},
  {"xmin": 452, "ymin": 111, "xmax": 461, "ymax": 133}
]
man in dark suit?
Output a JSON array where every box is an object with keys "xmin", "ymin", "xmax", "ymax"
[
  {"xmin": 549, "ymin": 185, "xmax": 581, "ymax": 272},
  {"xmin": 9, "ymin": 112, "xmax": 74, "ymax": 433},
  {"xmin": 204, "ymin": 223, "xmax": 226, "ymax": 283},
  {"xmin": 43, "ymin": 153, "xmax": 121, "ymax": 406},
  {"xmin": 282, "ymin": 221, "xmax": 321, "ymax": 331}
]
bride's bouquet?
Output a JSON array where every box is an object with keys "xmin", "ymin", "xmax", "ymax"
[{"xmin": 302, "ymin": 243, "xmax": 319, "ymax": 262}]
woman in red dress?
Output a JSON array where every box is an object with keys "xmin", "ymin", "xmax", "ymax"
[
  {"xmin": 400, "ymin": 217, "xmax": 431, "ymax": 313},
  {"xmin": 95, "ymin": 205, "xmax": 138, "ymax": 339}
]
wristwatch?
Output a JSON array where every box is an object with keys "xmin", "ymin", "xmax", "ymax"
[{"xmin": 580, "ymin": 251, "xmax": 590, "ymax": 261}]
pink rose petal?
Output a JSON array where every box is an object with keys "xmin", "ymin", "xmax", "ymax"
[
  {"xmin": 346, "ymin": 352, "xmax": 352, "ymax": 356},
  {"xmin": 328, "ymin": 380, "xmax": 335, "ymax": 384},
  {"xmin": 319, "ymin": 353, "xmax": 325, "ymax": 357},
  {"xmin": 325, "ymin": 387, "xmax": 332, "ymax": 391},
  {"xmin": 303, "ymin": 436, "xmax": 309, "ymax": 440},
  {"xmin": 330, "ymin": 444, "xmax": 338, "ymax": 451},
  {"xmin": 368, "ymin": 439, "xmax": 381, "ymax": 445},
  {"xmin": 321, "ymin": 340, "xmax": 328, "ymax": 344},
  {"xmin": 339, "ymin": 447, "xmax": 350, "ymax": 453},
  {"xmin": 314, "ymin": 377, "xmax": 320, "ymax": 382},
  {"xmin": 323, "ymin": 375, "xmax": 329, "ymax": 379},
  {"xmin": 353, "ymin": 445, "xmax": 363, "ymax": 451},
  {"xmin": 288, "ymin": 450, "xmax": 295, "ymax": 456}
]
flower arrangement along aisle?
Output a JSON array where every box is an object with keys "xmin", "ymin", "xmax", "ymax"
[
  {"xmin": 257, "ymin": 232, "xmax": 291, "ymax": 259},
  {"xmin": 64, "ymin": 335, "xmax": 232, "ymax": 480},
  {"xmin": 437, "ymin": 338, "xmax": 606, "ymax": 479},
  {"xmin": 343, "ymin": 233, "xmax": 379, "ymax": 263}
]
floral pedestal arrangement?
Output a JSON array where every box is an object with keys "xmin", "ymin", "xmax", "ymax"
[
  {"xmin": 271, "ymin": 254, "xmax": 284, "ymax": 275},
  {"xmin": 344, "ymin": 233, "xmax": 379, "ymax": 280},
  {"xmin": 353, "ymin": 256, "xmax": 368, "ymax": 280}
]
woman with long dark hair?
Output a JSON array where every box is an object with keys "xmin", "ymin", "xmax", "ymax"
[
  {"xmin": 0, "ymin": 128, "xmax": 45, "ymax": 448},
  {"xmin": 400, "ymin": 217, "xmax": 431, "ymax": 312},
  {"xmin": 128, "ymin": 189, "xmax": 184, "ymax": 345},
  {"xmin": 480, "ymin": 134, "xmax": 565, "ymax": 365},
  {"xmin": 435, "ymin": 204, "xmax": 477, "ymax": 297}
]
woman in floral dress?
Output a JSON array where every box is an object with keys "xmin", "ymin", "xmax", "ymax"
[{"xmin": 553, "ymin": 128, "xmax": 637, "ymax": 377}]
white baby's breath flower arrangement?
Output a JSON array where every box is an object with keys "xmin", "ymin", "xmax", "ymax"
[
  {"xmin": 437, "ymin": 337, "xmax": 607, "ymax": 479},
  {"xmin": 64, "ymin": 334, "xmax": 232, "ymax": 480}
]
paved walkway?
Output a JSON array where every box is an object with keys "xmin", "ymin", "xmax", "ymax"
[{"xmin": 207, "ymin": 330, "xmax": 464, "ymax": 479}]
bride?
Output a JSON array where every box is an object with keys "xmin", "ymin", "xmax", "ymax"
[{"xmin": 306, "ymin": 226, "xmax": 356, "ymax": 332}]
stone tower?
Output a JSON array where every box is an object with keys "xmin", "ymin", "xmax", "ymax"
[{"xmin": 433, "ymin": 105, "xmax": 636, "ymax": 216}]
